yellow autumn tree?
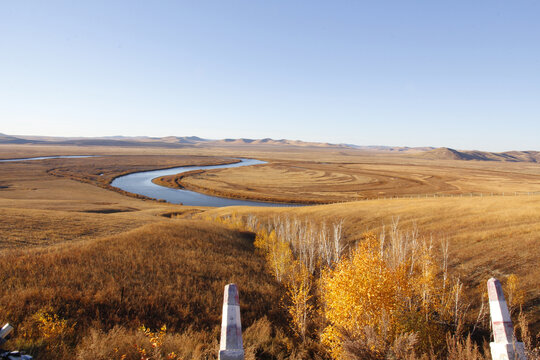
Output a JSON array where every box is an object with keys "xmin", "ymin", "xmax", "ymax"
[
  {"xmin": 267, "ymin": 231, "xmax": 294, "ymax": 283},
  {"xmin": 286, "ymin": 260, "xmax": 313, "ymax": 340},
  {"xmin": 253, "ymin": 229, "xmax": 294, "ymax": 283},
  {"xmin": 253, "ymin": 227, "xmax": 270, "ymax": 254},
  {"xmin": 320, "ymin": 233, "xmax": 409, "ymax": 359},
  {"xmin": 506, "ymin": 273, "xmax": 526, "ymax": 315}
]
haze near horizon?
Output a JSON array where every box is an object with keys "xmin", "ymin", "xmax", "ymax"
[{"xmin": 1, "ymin": 1, "xmax": 539, "ymax": 152}]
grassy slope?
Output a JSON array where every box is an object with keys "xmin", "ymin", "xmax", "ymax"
[
  {"xmin": 0, "ymin": 220, "xmax": 283, "ymax": 331},
  {"xmin": 0, "ymin": 220, "xmax": 287, "ymax": 359}
]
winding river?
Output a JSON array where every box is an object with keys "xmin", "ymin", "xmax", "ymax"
[
  {"xmin": 0, "ymin": 156, "xmax": 296, "ymax": 207},
  {"xmin": 111, "ymin": 158, "xmax": 297, "ymax": 207},
  {"xmin": 0, "ymin": 155, "xmax": 95, "ymax": 162}
]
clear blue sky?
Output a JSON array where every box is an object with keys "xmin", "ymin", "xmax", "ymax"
[{"xmin": 1, "ymin": 1, "xmax": 539, "ymax": 151}]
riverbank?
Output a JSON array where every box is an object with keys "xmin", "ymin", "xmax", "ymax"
[
  {"xmin": 111, "ymin": 158, "xmax": 297, "ymax": 207},
  {"xmin": 153, "ymin": 168, "xmax": 325, "ymax": 205}
]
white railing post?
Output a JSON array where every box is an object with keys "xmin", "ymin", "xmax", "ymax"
[
  {"xmin": 219, "ymin": 284, "xmax": 244, "ymax": 360},
  {"xmin": 487, "ymin": 278, "xmax": 526, "ymax": 360}
]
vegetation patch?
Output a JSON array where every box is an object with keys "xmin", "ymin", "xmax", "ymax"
[
  {"xmin": 210, "ymin": 213, "xmax": 539, "ymax": 359},
  {"xmin": 82, "ymin": 208, "xmax": 136, "ymax": 214}
]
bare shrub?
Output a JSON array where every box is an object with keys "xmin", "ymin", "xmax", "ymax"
[
  {"xmin": 76, "ymin": 325, "xmax": 218, "ymax": 360},
  {"xmin": 339, "ymin": 324, "xmax": 418, "ymax": 360},
  {"xmin": 445, "ymin": 334, "xmax": 489, "ymax": 360},
  {"xmin": 243, "ymin": 316, "xmax": 292, "ymax": 360},
  {"xmin": 76, "ymin": 326, "xmax": 144, "ymax": 360}
]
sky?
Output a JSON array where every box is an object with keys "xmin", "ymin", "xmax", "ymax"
[{"xmin": 1, "ymin": 1, "xmax": 539, "ymax": 151}]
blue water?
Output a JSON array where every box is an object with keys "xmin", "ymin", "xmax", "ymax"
[
  {"xmin": 111, "ymin": 158, "xmax": 299, "ymax": 207},
  {"xmin": 0, "ymin": 155, "xmax": 96, "ymax": 162}
]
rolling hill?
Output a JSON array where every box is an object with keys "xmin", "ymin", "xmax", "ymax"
[
  {"xmin": 1, "ymin": 134, "xmax": 538, "ymax": 161},
  {"xmin": 420, "ymin": 147, "xmax": 540, "ymax": 162}
]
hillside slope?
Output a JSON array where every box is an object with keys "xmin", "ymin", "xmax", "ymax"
[
  {"xmin": 0, "ymin": 220, "xmax": 288, "ymax": 359},
  {"xmin": 420, "ymin": 147, "xmax": 540, "ymax": 162}
]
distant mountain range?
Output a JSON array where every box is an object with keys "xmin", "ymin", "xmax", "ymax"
[
  {"xmin": 0, "ymin": 133, "xmax": 35, "ymax": 144},
  {"xmin": 419, "ymin": 147, "xmax": 540, "ymax": 162},
  {"xmin": 1, "ymin": 134, "xmax": 538, "ymax": 162},
  {"xmin": 0, "ymin": 134, "xmax": 356, "ymax": 148}
]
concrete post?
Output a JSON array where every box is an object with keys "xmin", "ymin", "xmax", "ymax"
[
  {"xmin": 487, "ymin": 278, "xmax": 527, "ymax": 360},
  {"xmin": 219, "ymin": 284, "xmax": 244, "ymax": 360},
  {"xmin": 0, "ymin": 323, "xmax": 13, "ymax": 345}
]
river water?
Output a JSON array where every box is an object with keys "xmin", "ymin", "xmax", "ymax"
[
  {"xmin": 111, "ymin": 158, "xmax": 298, "ymax": 207},
  {"xmin": 0, "ymin": 156, "xmax": 296, "ymax": 207},
  {"xmin": 0, "ymin": 155, "xmax": 96, "ymax": 162}
]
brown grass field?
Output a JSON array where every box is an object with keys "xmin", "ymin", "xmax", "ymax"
[
  {"xmin": 0, "ymin": 143, "xmax": 539, "ymax": 358},
  {"xmin": 170, "ymin": 155, "xmax": 540, "ymax": 203}
]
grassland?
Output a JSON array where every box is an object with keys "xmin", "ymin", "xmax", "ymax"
[
  {"xmin": 169, "ymin": 156, "xmax": 540, "ymax": 203},
  {"xmin": 1, "ymin": 221, "xmax": 290, "ymax": 359},
  {"xmin": 0, "ymin": 148, "xmax": 235, "ymax": 248},
  {"xmin": 0, "ymin": 143, "xmax": 539, "ymax": 358},
  {"xmin": 0, "ymin": 146, "xmax": 293, "ymax": 359}
]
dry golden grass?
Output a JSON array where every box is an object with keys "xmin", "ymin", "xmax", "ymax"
[
  {"xmin": 1, "ymin": 144, "xmax": 539, "ymax": 358},
  {"xmin": 46, "ymin": 155, "xmax": 234, "ymax": 187},
  {"xmin": 0, "ymin": 150, "xmax": 239, "ymax": 248},
  {"xmin": 0, "ymin": 220, "xmax": 288, "ymax": 359},
  {"xmin": 0, "ymin": 207, "xmax": 153, "ymax": 248},
  {"xmin": 176, "ymin": 159, "xmax": 540, "ymax": 203},
  {"xmin": 2, "ymin": 220, "xmax": 283, "ymax": 329}
]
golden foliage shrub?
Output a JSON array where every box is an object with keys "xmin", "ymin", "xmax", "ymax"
[
  {"xmin": 320, "ymin": 230, "xmax": 475, "ymax": 358},
  {"xmin": 320, "ymin": 233, "xmax": 408, "ymax": 359},
  {"xmin": 285, "ymin": 261, "xmax": 313, "ymax": 341},
  {"xmin": 215, "ymin": 213, "xmax": 506, "ymax": 359}
]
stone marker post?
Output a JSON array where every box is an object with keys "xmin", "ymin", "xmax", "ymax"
[
  {"xmin": 219, "ymin": 284, "xmax": 244, "ymax": 360},
  {"xmin": 487, "ymin": 277, "xmax": 526, "ymax": 360},
  {"xmin": 0, "ymin": 323, "xmax": 13, "ymax": 345}
]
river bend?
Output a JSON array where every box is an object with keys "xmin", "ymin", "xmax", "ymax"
[{"xmin": 111, "ymin": 158, "xmax": 296, "ymax": 207}]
